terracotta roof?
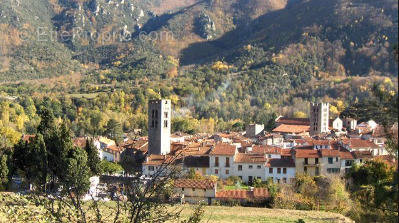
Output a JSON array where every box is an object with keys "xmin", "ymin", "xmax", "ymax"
[
  {"xmin": 216, "ymin": 188, "xmax": 269, "ymax": 199},
  {"xmin": 183, "ymin": 146, "xmax": 212, "ymax": 156},
  {"xmin": 234, "ymin": 153, "xmax": 267, "ymax": 163},
  {"xmin": 276, "ymin": 117, "xmax": 310, "ymax": 126},
  {"xmin": 21, "ymin": 134, "xmax": 35, "ymax": 142},
  {"xmin": 266, "ymin": 158, "xmax": 295, "ymax": 167},
  {"xmin": 209, "ymin": 143, "xmax": 236, "ymax": 156},
  {"xmin": 341, "ymin": 139, "xmax": 379, "ymax": 149},
  {"xmin": 281, "ymin": 149, "xmax": 292, "ymax": 157},
  {"xmin": 174, "ymin": 179, "xmax": 215, "ymax": 190},
  {"xmin": 352, "ymin": 151, "xmax": 373, "ymax": 159},
  {"xmin": 143, "ymin": 154, "xmax": 183, "ymax": 166},
  {"xmin": 183, "ymin": 156, "xmax": 209, "ymax": 168},
  {"xmin": 320, "ymin": 149, "xmax": 340, "ymax": 157},
  {"xmin": 294, "ymin": 149, "xmax": 320, "ymax": 158},
  {"xmin": 73, "ymin": 137, "xmax": 87, "ymax": 148},
  {"xmin": 273, "ymin": 124, "xmax": 310, "ymax": 134},
  {"xmin": 106, "ymin": 145, "xmax": 123, "ymax": 152},
  {"xmin": 251, "ymin": 145, "xmax": 281, "ymax": 154},
  {"xmin": 339, "ymin": 151, "xmax": 355, "ymax": 160}
]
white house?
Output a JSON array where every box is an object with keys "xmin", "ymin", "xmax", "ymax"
[
  {"xmin": 265, "ymin": 158, "xmax": 296, "ymax": 184},
  {"xmin": 332, "ymin": 117, "xmax": 343, "ymax": 131},
  {"xmin": 233, "ymin": 153, "xmax": 267, "ymax": 183},
  {"xmin": 208, "ymin": 143, "xmax": 237, "ymax": 179}
]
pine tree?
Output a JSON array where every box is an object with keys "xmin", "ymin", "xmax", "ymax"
[{"xmin": 84, "ymin": 138, "xmax": 101, "ymax": 175}]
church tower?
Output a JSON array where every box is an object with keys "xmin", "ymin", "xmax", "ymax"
[
  {"xmin": 148, "ymin": 99, "xmax": 171, "ymax": 155},
  {"xmin": 309, "ymin": 102, "xmax": 330, "ymax": 136}
]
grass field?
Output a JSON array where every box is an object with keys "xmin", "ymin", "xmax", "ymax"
[{"xmin": 0, "ymin": 192, "xmax": 353, "ymax": 223}]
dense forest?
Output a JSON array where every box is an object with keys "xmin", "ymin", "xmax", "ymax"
[{"xmin": 0, "ymin": 0, "xmax": 397, "ymax": 142}]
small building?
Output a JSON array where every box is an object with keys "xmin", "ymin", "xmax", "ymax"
[
  {"xmin": 246, "ymin": 124, "xmax": 264, "ymax": 138},
  {"xmin": 209, "ymin": 143, "xmax": 237, "ymax": 179},
  {"xmin": 215, "ymin": 188, "xmax": 269, "ymax": 204},
  {"xmin": 343, "ymin": 118, "xmax": 357, "ymax": 131},
  {"xmin": 265, "ymin": 158, "xmax": 296, "ymax": 184},
  {"xmin": 331, "ymin": 117, "xmax": 343, "ymax": 131},
  {"xmin": 173, "ymin": 179, "xmax": 216, "ymax": 204},
  {"xmin": 294, "ymin": 149, "xmax": 321, "ymax": 176}
]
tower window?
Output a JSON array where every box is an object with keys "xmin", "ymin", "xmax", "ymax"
[
  {"xmin": 164, "ymin": 112, "xmax": 168, "ymax": 118},
  {"xmin": 155, "ymin": 120, "xmax": 158, "ymax": 128},
  {"xmin": 164, "ymin": 120, "xmax": 168, "ymax": 128},
  {"xmin": 151, "ymin": 120, "xmax": 155, "ymax": 128}
]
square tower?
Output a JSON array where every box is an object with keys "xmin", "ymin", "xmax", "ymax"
[
  {"xmin": 148, "ymin": 99, "xmax": 171, "ymax": 155},
  {"xmin": 309, "ymin": 102, "xmax": 330, "ymax": 136}
]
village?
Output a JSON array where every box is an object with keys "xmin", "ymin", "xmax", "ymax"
[{"xmin": 18, "ymin": 99, "xmax": 391, "ymax": 206}]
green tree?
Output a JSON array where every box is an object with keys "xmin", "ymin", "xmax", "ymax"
[
  {"xmin": 105, "ymin": 119, "xmax": 124, "ymax": 144},
  {"xmin": 84, "ymin": 139, "xmax": 101, "ymax": 175},
  {"xmin": 99, "ymin": 160, "xmax": 123, "ymax": 175},
  {"xmin": 0, "ymin": 154, "xmax": 9, "ymax": 190}
]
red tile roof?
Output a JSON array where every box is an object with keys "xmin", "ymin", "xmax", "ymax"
[
  {"xmin": 251, "ymin": 145, "xmax": 281, "ymax": 154},
  {"xmin": 294, "ymin": 149, "xmax": 320, "ymax": 158},
  {"xmin": 174, "ymin": 179, "xmax": 215, "ymax": 190},
  {"xmin": 276, "ymin": 117, "xmax": 310, "ymax": 126},
  {"xmin": 21, "ymin": 134, "xmax": 35, "ymax": 142},
  {"xmin": 209, "ymin": 143, "xmax": 236, "ymax": 156},
  {"xmin": 143, "ymin": 154, "xmax": 183, "ymax": 166},
  {"xmin": 341, "ymin": 139, "xmax": 379, "ymax": 149},
  {"xmin": 234, "ymin": 153, "xmax": 267, "ymax": 163},
  {"xmin": 339, "ymin": 150, "xmax": 355, "ymax": 160},
  {"xmin": 281, "ymin": 149, "xmax": 293, "ymax": 157},
  {"xmin": 216, "ymin": 188, "xmax": 269, "ymax": 199},
  {"xmin": 273, "ymin": 124, "xmax": 310, "ymax": 134},
  {"xmin": 320, "ymin": 149, "xmax": 340, "ymax": 157}
]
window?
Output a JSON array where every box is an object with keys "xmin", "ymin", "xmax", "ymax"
[
  {"xmin": 277, "ymin": 178, "xmax": 280, "ymax": 183},
  {"xmin": 152, "ymin": 110, "xmax": 155, "ymax": 118},
  {"xmin": 182, "ymin": 188, "xmax": 185, "ymax": 191},
  {"xmin": 257, "ymin": 165, "xmax": 261, "ymax": 169},
  {"xmin": 215, "ymin": 157, "xmax": 219, "ymax": 167},
  {"xmin": 155, "ymin": 120, "xmax": 158, "ymax": 128},
  {"xmin": 268, "ymin": 154, "xmax": 272, "ymax": 158},
  {"xmin": 164, "ymin": 112, "xmax": 168, "ymax": 118},
  {"xmin": 249, "ymin": 165, "xmax": 253, "ymax": 169},
  {"xmin": 225, "ymin": 157, "xmax": 230, "ymax": 167},
  {"xmin": 277, "ymin": 168, "xmax": 281, "ymax": 174},
  {"xmin": 239, "ymin": 176, "xmax": 242, "ymax": 180},
  {"xmin": 164, "ymin": 120, "xmax": 168, "ymax": 128},
  {"xmin": 336, "ymin": 157, "xmax": 339, "ymax": 162},
  {"xmin": 345, "ymin": 160, "xmax": 353, "ymax": 167},
  {"xmin": 315, "ymin": 158, "xmax": 319, "ymax": 164},
  {"xmin": 193, "ymin": 188, "xmax": 196, "ymax": 191},
  {"xmin": 203, "ymin": 189, "xmax": 206, "ymax": 192},
  {"xmin": 304, "ymin": 166, "xmax": 308, "ymax": 173},
  {"xmin": 304, "ymin": 158, "xmax": 308, "ymax": 165},
  {"xmin": 148, "ymin": 166, "xmax": 154, "ymax": 171},
  {"xmin": 327, "ymin": 168, "xmax": 340, "ymax": 174},
  {"xmin": 315, "ymin": 167, "xmax": 320, "ymax": 176},
  {"xmin": 328, "ymin": 157, "xmax": 333, "ymax": 164},
  {"xmin": 283, "ymin": 168, "xmax": 287, "ymax": 174},
  {"xmin": 248, "ymin": 176, "xmax": 253, "ymax": 183},
  {"xmin": 257, "ymin": 176, "xmax": 261, "ymax": 180},
  {"xmin": 238, "ymin": 165, "xmax": 242, "ymax": 171},
  {"xmin": 283, "ymin": 178, "xmax": 287, "ymax": 183},
  {"xmin": 151, "ymin": 120, "xmax": 155, "ymax": 128},
  {"xmin": 215, "ymin": 169, "xmax": 218, "ymax": 174},
  {"xmin": 225, "ymin": 170, "xmax": 229, "ymax": 174},
  {"xmin": 269, "ymin": 168, "xmax": 273, "ymax": 174}
]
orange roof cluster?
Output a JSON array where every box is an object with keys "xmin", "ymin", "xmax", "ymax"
[
  {"xmin": 295, "ymin": 149, "xmax": 320, "ymax": 158},
  {"xmin": 276, "ymin": 117, "xmax": 310, "ymax": 126},
  {"xmin": 252, "ymin": 145, "xmax": 281, "ymax": 154},
  {"xmin": 174, "ymin": 179, "xmax": 215, "ymax": 190},
  {"xmin": 320, "ymin": 149, "xmax": 340, "ymax": 157},
  {"xmin": 341, "ymin": 139, "xmax": 379, "ymax": 149},
  {"xmin": 209, "ymin": 143, "xmax": 236, "ymax": 156},
  {"xmin": 143, "ymin": 154, "xmax": 183, "ymax": 166},
  {"xmin": 272, "ymin": 124, "xmax": 310, "ymax": 134},
  {"xmin": 216, "ymin": 188, "xmax": 269, "ymax": 200},
  {"xmin": 73, "ymin": 137, "xmax": 87, "ymax": 148},
  {"xmin": 234, "ymin": 153, "xmax": 267, "ymax": 163}
]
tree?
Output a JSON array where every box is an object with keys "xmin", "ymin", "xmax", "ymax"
[
  {"xmin": 293, "ymin": 111, "xmax": 307, "ymax": 118},
  {"xmin": 120, "ymin": 149, "xmax": 145, "ymax": 175},
  {"xmin": 99, "ymin": 160, "xmax": 123, "ymax": 175},
  {"xmin": 105, "ymin": 118, "xmax": 124, "ymax": 144},
  {"xmin": 84, "ymin": 139, "xmax": 101, "ymax": 175},
  {"xmin": 0, "ymin": 154, "xmax": 9, "ymax": 190},
  {"xmin": 348, "ymin": 160, "xmax": 398, "ymax": 222}
]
